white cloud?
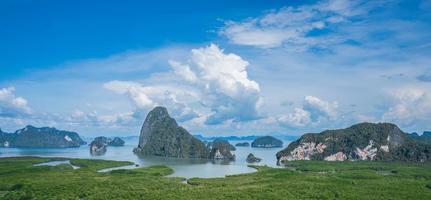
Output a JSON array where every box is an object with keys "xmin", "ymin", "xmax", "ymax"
[
  {"xmin": 103, "ymin": 44, "xmax": 263, "ymax": 125},
  {"xmin": 170, "ymin": 43, "xmax": 262, "ymax": 124},
  {"xmin": 68, "ymin": 109, "xmax": 134, "ymax": 127},
  {"xmin": 278, "ymin": 108, "xmax": 312, "ymax": 128},
  {"xmin": 383, "ymin": 87, "xmax": 431, "ymax": 128},
  {"xmin": 277, "ymin": 95, "xmax": 338, "ymax": 128},
  {"xmin": 303, "ymin": 95, "xmax": 338, "ymax": 121},
  {"xmin": 220, "ymin": 0, "xmax": 387, "ymax": 49},
  {"xmin": 0, "ymin": 87, "xmax": 32, "ymax": 117},
  {"xmin": 169, "ymin": 60, "xmax": 197, "ymax": 82},
  {"xmin": 103, "ymin": 80, "xmax": 200, "ymax": 122}
]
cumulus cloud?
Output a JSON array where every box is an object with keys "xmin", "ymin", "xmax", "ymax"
[
  {"xmin": 278, "ymin": 108, "xmax": 312, "ymax": 128},
  {"xmin": 278, "ymin": 96, "xmax": 338, "ymax": 128},
  {"xmin": 67, "ymin": 109, "xmax": 135, "ymax": 127},
  {"xmin": 0, "ymin": 87, "xmax": 32, "ymax": 117},
  {"xmin": 169, "ymin": 43, "xmax": 262, "ymax": 124},
  {"xmin": 220, "ymin": 0, "xmax": 387, "ymax": 49},
  {"xmin": 104, "ymin": 80, "xmax": 200, "ymax": 122},
  {"xmin": 383, "ymin": 87, "xmax": 431, "ymax": 128},
  {"xmin": 303, "ymin": 95, "xmax": 338, "ymax": 121}
]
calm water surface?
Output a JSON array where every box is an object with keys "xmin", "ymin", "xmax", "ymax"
[{"xmin": 0, "ymin": 138, "xmax": 290, "ymax": 178}]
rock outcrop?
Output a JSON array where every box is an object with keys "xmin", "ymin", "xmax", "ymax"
[
  {"xmin": 409, "ymin": 131, "xmax": 431, "ymax": 145},
  {"xmin": 208, "ymin": 139, "xmax": 235, "ymax": 161},
  {"xmin": 0, "ymin": 125, "xmax": 86, "ymax": 148},
  {"xmin": 133, "ymin": 106, "xmax": 209, "ymax": 159},
  {"xmin": 108, "ymin": 137, "xmax": 125, "ymax": 146},
  {"xmin": 89, "ymin": 137, "xmax": 107, "ymax": 155},
  {"xmin": 207, "ymin": 139, "xmax": 236, "ymax": 151},
  {"xmin": 277, "ymin": 122, "xmax": 431, "ymax": 163},
  {"xmin": 246, "ymin": 153, "xmax": 261, "ymax": 163},
  {"xmin": 0, "ymin": 129, "xmax": 13, "ymax": 147},
  {"xmin": 251, "ymin": 136, "xmax": 283, "ymax": 148},
  {"xmin": 235, "ymin": 142, "xmax": 250, "ymax": 147}
]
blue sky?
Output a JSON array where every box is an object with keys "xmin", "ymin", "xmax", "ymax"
[{"xmin": 1, "ymin": 0, "xmax": 431, "ymax": 137}]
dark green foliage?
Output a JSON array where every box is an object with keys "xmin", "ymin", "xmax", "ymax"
[
  {"xmin": 109, "ymin": 137, "xmax": 125, "ymax": 146},
  {"xmin": 208, "ymin": 138, "xmax": 236, "ymax": 151},
  {"xmin": 0, "ymin": 125, "xmax": 86, "ymax": 148},
  {"xmin": 1, "ymin": 157, "xmax": 431, "ymax": 199},
  {"xmin": 89, "ymin": 137, "xmax": 108, "ymax": 155},
  {"xmin": 208, "ymin": 139, "xmax": 236, "ymax": 160},
  {"xmin": 246, "ymin": 153, "xmax": 261, "ymax": 163},
  {"xmin": 277, "ymin": 122, "xmax": 431, "ymax": 162},
  {"xmin": 409, "ymin": 132, "xmax": 431, "ymax": 145},
  {"xmin": 89, "ymin": 136, "xmax": 125, "ymax": 147},
  {"xmin": 251, "ymin": 136, "xmax": 283, "ymax": 148},
  {"xmin": 134, "ymin": 106, "xmax": 209, "ymax": 158},
  {"xmin": 235, "ymin": 142, "xmax": 250, "ymax": 147}
]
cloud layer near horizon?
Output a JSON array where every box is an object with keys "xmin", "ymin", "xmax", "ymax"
[{"xmin": 1, "ymin": 0, "xmax": 431, "ymax": 136}]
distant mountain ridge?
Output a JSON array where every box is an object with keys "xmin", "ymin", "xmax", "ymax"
[
  {"xmin": 193, "ymin": 134, "xmax": 297, "ymax": 141},
  {"xmin": 193, "ymin": 135, "xmax": 258, "ymax": 141},
  {"xmin": 0, "ymin": 125, "xmax": 86, "ymax": 148},
  {"xmin": 277, "ymin": 122, "xmax": 431, "ymax": 163},
  {"xmin": 408, "ymin": 131, "xmax": 431, "ymax": 145}
]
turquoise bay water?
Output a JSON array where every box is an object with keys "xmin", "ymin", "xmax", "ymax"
[{"xmin": 0, "ymin": 138, "xmax": 290, "ymax": 178}]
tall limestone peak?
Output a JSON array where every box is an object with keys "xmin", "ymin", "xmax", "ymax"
[
  {"xmin": 134, "ymin": 106, "xmax": 209, "ymax": 159},
  {"xmin": 138, "ymin": 106, "xmax": 177, "ymax": 148}
]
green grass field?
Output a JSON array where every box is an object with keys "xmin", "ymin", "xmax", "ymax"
[{"xmin": 0, "ymin": 157, "xmax": 430, "ymax": 199}]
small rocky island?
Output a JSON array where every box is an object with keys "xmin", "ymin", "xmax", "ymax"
[
  {"xmin": 235, "ymin": 142, "xmax": 250, "ymax": 147},
  {"xmin": 276, "ymin": 122, "xmax": 431, "ymax": 162},
  {"xmin": 0, "ymin": 125, "xmax": 86, "ymax": 148},
  {"xmin": 251, "ymin": 136, "xmax": 283, "ymax": 148},
  {"xmin": 133, "ymin": 106, "xmax": 209, "ymax": 158},
  {"xmin": 90, "ymin": 137, "xmax": 107, "ymax": 155},
  {"xmin": 109, "ymin": 137, "xmax": 125, "ymax": 146},
  {"xmin": 246, "ymin": 153, "xmax": 261, "ymax": 163},
  {"xmin": 89, "ymin": 136, "xmax": 125, "ymax": 155},
  {"xmin": 208, "ymin": 139, "xmax": 236, "ymax": 161}
]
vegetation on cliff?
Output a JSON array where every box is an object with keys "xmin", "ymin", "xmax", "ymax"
[
  {"xmin": 251, "ymin": 136, "xmax": 283, "ymax": 148},
  {"xmin": 0, "ymin": 125, "xmax": 86, "ymax": 148},
  {"xmin": 207, "ymin": 139, "xmax": 236, "ymax": 161},
  {"xmin": 134, "ymin": 107, "xmax": 209, "ymax": 158},
  {"xmin": 277, "ymin": 122, "xmax": 431, "ymax": 162}
]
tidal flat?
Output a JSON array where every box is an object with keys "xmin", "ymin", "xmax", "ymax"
[{"xmin": 0, "ymin": 157, "xmax": 430, "ymax": 199}]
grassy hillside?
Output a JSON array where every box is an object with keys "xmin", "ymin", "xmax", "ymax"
[{"xmin": 0, "ymin": 157, "xmax": 430, "ymax": 199}]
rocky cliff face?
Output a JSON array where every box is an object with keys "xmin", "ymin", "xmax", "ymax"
[
  {"xmin": 276, "ymin": 122, "xmax": 431, "ymax": 163},
  {"xmin": 134, "ymin": 106, "xmax": 209, "ymax": 159},
  {"xmin": 89, "ymin": 137, "xmax": 107, "ymax": 155},
  {"xmin": 0, "ymin": 129, "xmax": 13, "ymax": 147},
  {"xmin": 208, "ymin": 139, "xmax": 235, "ymax": 161},
  {"xmin": 251, "ymin": 136, "xmax": 283, "ymax": 148},
  {"xmin": 0, "ymin": 125, "xmax": 86, "ymax": 148},
  {"xmin": 246, "ymin": 153, "xmax": 261, "ymax": 163}
]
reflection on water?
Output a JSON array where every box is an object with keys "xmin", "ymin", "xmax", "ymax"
[
  {"xmin": 34, "ymin": 160, "xmax": 80, "ymax": 169},
  {"xmin": 0, "ymin": 138, "xmax": 290, "ymax": 178}
]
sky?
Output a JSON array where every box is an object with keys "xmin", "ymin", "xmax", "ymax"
[{"xmin": 1, "ymin": 0, "xmax": 431, "ymax": 137}]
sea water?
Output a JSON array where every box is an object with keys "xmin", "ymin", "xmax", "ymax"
[{"xmin": 0, "ymin": 138, "xmax": 289, "ymax": 178}]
